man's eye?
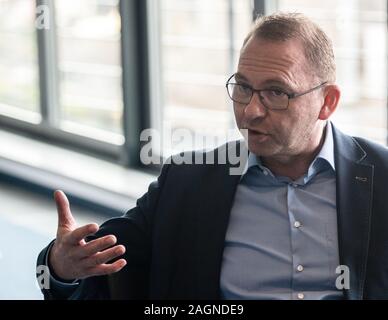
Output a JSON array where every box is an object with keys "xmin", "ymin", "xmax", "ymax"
[
  {"xmin": 268, "ymin": 89, "xmax": 286, "ymax": 97},
  {"xmin": 237, "ymin": 85, "xmax": 251, "ymax": 93}
]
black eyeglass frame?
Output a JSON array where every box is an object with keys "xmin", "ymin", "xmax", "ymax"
[{"xmin": 226, "ymin": 73, "xmax": 328, "ymax": 110}]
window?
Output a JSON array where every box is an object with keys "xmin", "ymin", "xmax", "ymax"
[
  {"xmin": 0, "ymin": 0, "xmax": 40, "ymax": 122},
  {"xmin": 273, "ymin": 0, "xmax": 388, "ymax": 145},
  {"xmin": 156, "ymin": 0, "xmax": 253, "ymax": 156},
  {"xmin": 55, "ymin": 0, "xmax": 124, "ymax": 144},
  {"xmin": 0, "ymin": 0, "xmax": 386, "ymax": 172}
]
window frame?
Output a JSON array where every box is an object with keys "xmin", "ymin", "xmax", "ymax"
[
  {"xmin": 0, "ymin": 0, "xmax": 145, "ymax": 165},
  {"xmin": 7, "ymin": 1, "xmax": 384, "ymax": 172},
  {"xmin": 0, "ymin": 0, "xmax": 264, "ymax": 170}
]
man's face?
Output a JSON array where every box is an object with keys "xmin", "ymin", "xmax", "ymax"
[{"xmin": 234, "ymin": 37, "xmax": 325, "ymax": 159}]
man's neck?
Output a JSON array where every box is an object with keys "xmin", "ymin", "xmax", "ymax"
[{"xmin": 260, "ymin": 126, "xmax": 327, "ymax": 181}]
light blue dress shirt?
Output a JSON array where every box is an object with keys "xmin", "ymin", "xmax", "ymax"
[{"xmin": 220, "ymin": 122, "xmax": 343, "ymax": 300}]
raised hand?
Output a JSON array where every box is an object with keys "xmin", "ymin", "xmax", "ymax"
[{"xmin": 48, "ymin": 190, "xmax": 126, "ymax": 280}]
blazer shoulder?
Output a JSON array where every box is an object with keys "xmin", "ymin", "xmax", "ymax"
[{"xmin": 160, "ymin": 139, "xmax": 244, "ymax": 184}]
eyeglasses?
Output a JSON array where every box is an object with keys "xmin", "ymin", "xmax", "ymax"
[{"xmin": 226, "ymin": 74, "xmax": 327, "ymax": 110}]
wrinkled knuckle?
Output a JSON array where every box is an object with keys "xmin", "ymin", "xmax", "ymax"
[{"xmin": 93, "ymin": 256, "xmax": 102, "ymax": 266}]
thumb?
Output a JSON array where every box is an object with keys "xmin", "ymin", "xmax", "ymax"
[{"xmin": 54, "ymin": 190, "xmax": 76, "ymax": 231}]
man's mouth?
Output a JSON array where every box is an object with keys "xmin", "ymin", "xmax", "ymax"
[
  {"xmin": 247, "ymin": 129, "xmax": 271, "ymax": 142},
  {"xmin": 247, "ymin": 129, "xmax": 269, "ymax": 135}
]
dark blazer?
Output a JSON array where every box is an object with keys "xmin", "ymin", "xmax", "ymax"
[{"xmin": 37, "ymin": 125, "xmax": 388, "ymax": 300}]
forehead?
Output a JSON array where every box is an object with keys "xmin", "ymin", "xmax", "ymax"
[{"xmin": 237, "ymin": 37, "xmax": 309, "ymax": 87}]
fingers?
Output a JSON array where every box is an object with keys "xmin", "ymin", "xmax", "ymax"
[
  {"xmin": 54, "ymin": 190, "xmax": 76, "ymax": 231},
  {"xmin": 65, "ymin": 223, "xmax": 99, "ymax": 245},
  {"xmin": 85, "ymin": 259, "xmax": 127, "ymax": 278},
  {"xmin": 76, "ymin": 235, "xmax": 117, "ymax": 258},
  {"xmin": 82, "ymin": 245, "xmax": 126, "ymax": 269}
]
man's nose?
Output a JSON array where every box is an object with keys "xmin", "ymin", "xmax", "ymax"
[{"xmin": 243, "ymin": 91, "xmax": 267, "ymax": 120}]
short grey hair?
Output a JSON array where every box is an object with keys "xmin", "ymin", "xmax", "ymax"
[{"xmin": 242, "ymin": 12, "xmax": 336, "ymax": 83}]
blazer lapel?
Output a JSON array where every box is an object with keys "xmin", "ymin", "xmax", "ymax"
[
  {"xmin": 195, "ymin": 142, "xmax": 247, "ymax": 299},
  {"xmin": 333, "ymin": 126, "xmax": 374, "ymax": 300}
]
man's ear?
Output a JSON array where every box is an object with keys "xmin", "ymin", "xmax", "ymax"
[{"xmin": 318, "ymin": 85, "xmax": 341, "ymax": 120}]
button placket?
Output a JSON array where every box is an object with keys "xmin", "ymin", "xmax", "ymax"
[{"xmin": 288, "ymin": 184, "xmax": 307, "ymax": 297}]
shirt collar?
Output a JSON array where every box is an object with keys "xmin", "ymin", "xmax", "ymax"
[
  {"xmin": 313, "ymin": 121, "xmax": 335, "ymax": 171},
  {"xmin": 241, "ymin": 121, "xmax": 336, "ymax": 177}
]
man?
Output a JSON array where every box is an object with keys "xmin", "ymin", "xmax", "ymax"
[{"xmin": 37, "ymin": 12, "xmax": 388, "ymax": 300}]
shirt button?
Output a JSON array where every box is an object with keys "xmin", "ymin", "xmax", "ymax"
[
  {"xmin": 294, "ymin": 221, "xmax": 302, "ymax": 228},
  {"xmin": 263, "ymin": 170, "xmax": 268, "ymax": 176},
  {"xmin": 297, "ymin": 293, "xmax": 305, "ymax": 300},
  {"xmin": 297, "ymin": 265, "xmax": 304, "ymax": 272}
]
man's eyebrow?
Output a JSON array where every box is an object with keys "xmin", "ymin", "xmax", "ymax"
[
  {"xmin": 234, "ymin": 73, "xmax": 248, "ymax": 82},
  {"xmin": 235, "ymin": 73, "xmax": 294, "ymax": 90},
  {"xmin": 261, "ymin": 79, "xmax": 294, "ymax": 90}
]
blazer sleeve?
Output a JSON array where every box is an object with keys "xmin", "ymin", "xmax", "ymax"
[{"xmin": 36, "ymin": 162, "xmax": 171, "ymax": 300}]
